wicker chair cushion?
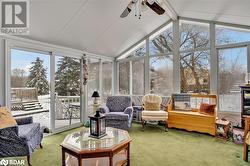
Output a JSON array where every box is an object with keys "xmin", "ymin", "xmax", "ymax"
[
  {"xmin": 142, "ymin": 94, "xmax": 162, "ymax": 111},
  {"xmin": 144, "ymin": 102, "xmax": 161, "ymax": 111}
]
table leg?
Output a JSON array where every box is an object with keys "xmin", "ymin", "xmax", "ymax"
[
  {"xmin": 78, "ymin": 156, "xmax": 82, "ymax": 166},
  {"xmin": 127, "ymin": 143, "xmax": 130, "ymax": 166},
  {"xmin": 62, "ymin": 148, "xmax": 65, "ymax": 166},
  {"xmin": 109, "ymin": 156, "xmax": 113, "ymax": 166}
]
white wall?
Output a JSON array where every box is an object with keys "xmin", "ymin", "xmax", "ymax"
[{"xmin": 0, "ymin": 39, "xmax": 5, "ymax": 106}]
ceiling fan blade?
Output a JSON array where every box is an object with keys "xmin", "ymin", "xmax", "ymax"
[
  {"xmin": 146, "ymin": 1, "xmax": 165, "ymax": 15},
  {"xmin": 120, "ymin": 7, "xmax": 132, "ymax": 18},
  {"xmin": 120, "ymin": 1, "xmax": 134, "ymax": 18}
]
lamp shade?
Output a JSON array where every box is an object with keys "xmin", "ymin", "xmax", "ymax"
[{"xmin": 92, "ymin": 91, "xmax": 100, "ymax": 98}]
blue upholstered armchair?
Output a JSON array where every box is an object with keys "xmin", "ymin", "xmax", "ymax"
[
  {"xmin": 0, "ymin": 117, "xmax": 43, "ymax": 166},
  {"xmin": 99, "ymin": 96, "xmax": 134, "ymax": 131}
]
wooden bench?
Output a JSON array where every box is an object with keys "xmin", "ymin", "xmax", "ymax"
[{"xmin": 167, "ymin": 94, "xmax": 217, "ymax": 136}]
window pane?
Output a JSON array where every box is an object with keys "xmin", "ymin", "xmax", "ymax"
[
  {"xmin": 219, "ymin": 47, "xmax": 247, "ymax": 112},
  {"xmin": 102, "ymin": 61, "xmax": 112, "ymax": 101},
  {"xmin": 119, "ymin": 62, "xmax": 130, "ymax": 94},
  {"xmin": 88, "ymin": 59, "xmax": 100, "ymax": 113},
  {"xmin": 11, "ymin": 49, "xmax": 51, "ymax": 129},
  {"xmin": 216, "ymin": 25, "xmax": 250, "ymax": 45},
  {"xmin": 180, "ymin": 51, "xmax": 210, "ymax": 93},
  {"xmin": 180, "ymin": 21, "xmax": 209, "ymax": 51},
  {"xmin": 150, "ymin": 56, "xmax": 173, "ymax": 96},
  {"xmin": 132, "ymin": 59, "xmax": 144, "ymax": 95},
  {"xmin": 149, "ymin": 23, "xmax": 173, "ymax": 55},
  {"xmin": 55, "ymin": 56, "xmax": 81, "ymax": 128},
  {"xmin": 119, "ymin": 42, "xmax": 146, "ymax": 59}
]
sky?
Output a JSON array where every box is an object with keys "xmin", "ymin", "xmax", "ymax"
[{"xmin": 11, "ymin": 49, "xmax": 50, "ymax": 78}]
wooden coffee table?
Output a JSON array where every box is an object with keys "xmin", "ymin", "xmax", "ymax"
[{"xmin": 61, "ymin": 127, "xmax": 131, "ymax": 166}]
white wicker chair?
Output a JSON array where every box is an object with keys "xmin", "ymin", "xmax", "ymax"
[{"xmin": 141, "ymin": 94, "xmax": 168, "ymax": 131}]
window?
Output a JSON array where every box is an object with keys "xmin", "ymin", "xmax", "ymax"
[
  {"xmin": 11, "ymin": 49, "xmax": 51, "ymax": 129},
  {"xmin": 180, "ymin": 51, "xmax": 210, "ymax": 93},
  {"xmin": 150, "ymin": 56, "xmax": 173, "ymax": 95},
  {"xmin": 88, "ymin": 59, "xmax": 100, "ymax": 113},
  {"xmin": 216, "ymin": 25, "xmax": 250, "ymax": 45},
  {"xmin": 119, "ymin": 61, "xmax": 130, "ymax": 94},
  {"xmin": 149, "ymin": 23, "xmax": 173, "ymax": 55},
  {"xmin": 55, "ymin": 56, "xmax": 81, "ymax": 128},
  {"xmin": 132, "ymin": 59, "xmax": 144, "ymax": 95},
  {"xmin": 118, "ymin": 41, "xmax": 146, "ymax": 59},
  {"xmin": 219, "ymin": 47, "xmax": 247, "ymax": 112},
  {"xmin": 180, "ymin": 21, "xmax": 209, "ymax": 51},
  {"xmin": 102, "ymin": 61, "xmax": 112, "ymax": 101}
]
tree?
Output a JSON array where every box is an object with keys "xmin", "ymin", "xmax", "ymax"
[
  {"xmin": 11, "ymin": 68, "xmax": 28, "ymax": 87},
  {"xmin": 151, "ymin": 23, "xmax": 210, "ymax": 93},
  {"xmin": 55, "ymin": 57, "xmax": 80, "ymax": 96},
  {"xmin": 26, "ymin": 57, "xmax": 49, "ymax": 95}
]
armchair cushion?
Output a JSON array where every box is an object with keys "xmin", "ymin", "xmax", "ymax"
[
  {"xmin": 0, "ymin": 107, "xmax": 17, "ymax": 129},
  {"xmin": 124, "ymin": 106, "xmax": 133, "ymax": 117},
  {"xmin": 18, "ymin": 123, "xmax": 40, "ymax": 141},
  {"xmin": 99, "ymin": 105, "xmax": 110, "ymax": 114},
  {"xmin": 106, "ymin": 96, "xmax": 132, "ymax": 112},
  {"xmin": 105, "ymin": 112, "xmax": 129, "ymax": 121}
]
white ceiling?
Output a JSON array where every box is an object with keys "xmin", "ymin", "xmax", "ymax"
[
  {"xmin": 22, "ymin": 0, "xmax": 250, "ymax": 57},
  {"xmin": 168, "ymin": 0, "xmax": 250, "ymax": 26}
]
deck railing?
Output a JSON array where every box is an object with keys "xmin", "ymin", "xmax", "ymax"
[{"xmin": 11, "ymin": 87, "xmax": 38, "ymax": 102}]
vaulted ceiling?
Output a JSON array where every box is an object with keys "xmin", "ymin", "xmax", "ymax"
[{"xmin": 22, "ymin": 0, "xmax": 250, "ymax": 57}]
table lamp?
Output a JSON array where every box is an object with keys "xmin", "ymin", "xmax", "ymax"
[{"xmin": 92, "ymin": 91, "xmax": 100, "ymax": 104}]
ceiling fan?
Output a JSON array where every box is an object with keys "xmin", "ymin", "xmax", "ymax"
[{"xmin": 120, "ymin": 0, "xmax": 165, "ymax": 19}]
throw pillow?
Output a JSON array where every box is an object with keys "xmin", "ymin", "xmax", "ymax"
[
  {"xmin": 0, "ymin": 107, "xmax": 17, "ymax": 129},
  {"xmin": 199, "ymin": 103, "xmax": 215, "ymax": 116},
  {"xmin": 144, "ymin": 102, "xmax": 160, "ymax": 111}
]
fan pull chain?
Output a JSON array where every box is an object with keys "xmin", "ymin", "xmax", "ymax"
[{"xmin": 139, "ymin": 0, "xmax": 142, "ymax": 19}]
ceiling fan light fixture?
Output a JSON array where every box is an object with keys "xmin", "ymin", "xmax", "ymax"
[
  {"xmin": 120, "ymin": 0, "xmax": 165, "ymax": 18},
  {"xmin": 147, "ymin": 0, "xmax": 155, "ymax": 5}
]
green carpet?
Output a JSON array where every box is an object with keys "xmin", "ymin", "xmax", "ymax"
[{"xmin": 9, "ymin": 123, "xmax": 249, "ymax": 166}]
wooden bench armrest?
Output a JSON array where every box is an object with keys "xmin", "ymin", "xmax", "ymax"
[{"xmin": 245, "ymin": 117, "xmax": 250, "ymax": 138}]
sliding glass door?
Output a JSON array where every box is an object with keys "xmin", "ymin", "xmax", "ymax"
[
  {"xmin": 54, "ymin": 55, "xmax": 81, "ymax": 129},
  {"xmin": 9, "ymin": 46, "xmax": 113, "ymax": 132},
  {"xmin": 10, "ymin": 48, "xmax": 51, "ymax": 129}
]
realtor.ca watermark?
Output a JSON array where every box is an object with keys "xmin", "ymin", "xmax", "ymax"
[
  {"xmin": 0, "ymin": 159, "xmax": 25, "ymax": 166},
  {"xmin": 0, "ymin": 0, "xmax": 30, "ymax": 35}
]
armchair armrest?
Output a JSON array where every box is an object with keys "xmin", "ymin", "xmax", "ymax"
[
  {"xmin": 124, "ymin": 106, "xmax": 134, "ymax": 117},
  {"xmin": 99, "ymin": 105, "xmax": 110, "ymax": 114},
  {"xmin": 15, "ymin": 116, "xmax": 33, "ymax": 125},
  {"xmin": 0, "ymin": 125, "xmax": 19, "ymax": 138}
]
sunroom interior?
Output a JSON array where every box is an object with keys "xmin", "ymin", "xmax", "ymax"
[{"xmin": 0, "ymin": 0, "xmax": 250, "ymax": 166}]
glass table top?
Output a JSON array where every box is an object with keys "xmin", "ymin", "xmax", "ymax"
[{"xmin": 61, "ymin": 127, "xmax": 130, "ymax": 152}]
